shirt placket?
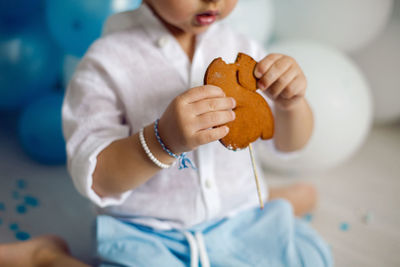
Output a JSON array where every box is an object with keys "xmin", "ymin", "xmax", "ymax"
[
  {"xmin": 190, "ymin": 39, "xmax": 221, "ymax": 220},
  {"xmin": 156, "ymin": 34, "xmax": 190, "ymax": 86},
  {"xmin": 155, "ymin": 25, "xmax": 222, "ymax": 220},
  {"xmin": 195, "ymin": 143, "xmax": 221, "ymax": 220}
]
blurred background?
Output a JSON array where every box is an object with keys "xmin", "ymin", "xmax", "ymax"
[{"xmin": 0, "ymin": 0, "xmax": 399, "ymax": 266}]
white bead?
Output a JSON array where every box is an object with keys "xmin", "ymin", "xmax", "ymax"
[{"xmin": 139, "ymin": 128, "xmax": 173, "ymax": 169}]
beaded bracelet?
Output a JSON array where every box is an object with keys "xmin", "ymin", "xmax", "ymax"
[
  {"xmin": 139, "ymin": 128, "xmax": 174, "ymax": 169},
  {"xmin": 154, "ymin": 119, "xmax": 196, "ymax": 170}
]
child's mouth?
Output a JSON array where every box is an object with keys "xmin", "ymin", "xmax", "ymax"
[{"xmin": 195, "ymin": 11, "xmax": 219, "ymax": 26}]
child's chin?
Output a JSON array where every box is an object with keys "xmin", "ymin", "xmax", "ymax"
[{"xmin": 191, "ymin": 25, "xmax": 212, "ymax": 34}]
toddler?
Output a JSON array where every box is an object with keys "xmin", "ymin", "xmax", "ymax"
[{"xmin": 0, "ymin": 0, "xmax": 332, "ymax": 266}]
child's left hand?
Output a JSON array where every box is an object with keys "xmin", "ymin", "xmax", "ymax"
[{"xmin": 254, "ymin": 54, "xmax": 307, "ymax": 110}]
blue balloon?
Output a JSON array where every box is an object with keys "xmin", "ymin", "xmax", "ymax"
[
  {"xmin": 0, "ymin": 20, "xmax": 62, "ymax": 110},
  {"xmin": 0, "ymin": 0, "xmax": 43, "ymax": 27},
  {"xmin": 18, "ymin": 93, "xmax": 66, "ymax": 165},
  {"xmin": 46, "ymin": 0, "xmax": 142, "ymax": 57},
  {"xmin": 0, "ymin": 110, "xmax": 20, "ymax": 134}
]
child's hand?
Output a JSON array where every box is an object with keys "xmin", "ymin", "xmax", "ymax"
[
  {"xmin": 158, "ymin": 85, "xmax": 236, "ymax": 154},
  {"xmin": 254, "ymin": 54, "xmax": 307, "ymax": 110}
]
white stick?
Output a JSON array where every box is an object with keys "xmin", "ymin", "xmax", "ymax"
[{"xmin": 249, "ymin": 144, "xmax": 264, "ymax": 209}]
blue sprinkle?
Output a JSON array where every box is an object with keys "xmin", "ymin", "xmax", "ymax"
[
  {"xmin": 340, "ymin": 222, "xmax": 350, "ymax": 231},
  {"xmin": 12, "ymin": 191, "xmax": 20, "ymax": 200},
  {"xmin": 0, "ymin": 218, "xmax": 3, "ymax": 225},
  {"xmin": 302, "ymin": 213, "xmax": 313, "ymax": 222},
  {"xmin": 15, "ymin": 231, "xmax": 30, "ymax": 241},
  {"xmin": 24, "ymin": 196, "xmax": 39, "ymax": 207},
  {"xmin": 363, "ymin": 211, "xmax": 374, "ymax": 224},
  {"xmin": 0, "ymin": 202, "xmax": 5, "ymax": 211},
  {"xmin": 16, "ymin": 204, "xmax": 27, "ymax": 214},
  {"xmin": 17, "ymin": 179, "xmax": 27, "ymax": 189},
  {"xmin": 9, "ymin": 223, "xmax": 19, "ymax": 231}
]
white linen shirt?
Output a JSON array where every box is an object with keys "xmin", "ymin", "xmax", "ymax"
[{"xmin": 63, "ymin": 4, "xmax": 281, "ymax": 230}]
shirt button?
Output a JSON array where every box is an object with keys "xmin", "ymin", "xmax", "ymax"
[
  {"xmin": 157, "ymin": 36, "xmax": 169, "ymax": 48},
  {"xmin": 205, "ymin": 179, "xmax": 212, "ymax": 189}
]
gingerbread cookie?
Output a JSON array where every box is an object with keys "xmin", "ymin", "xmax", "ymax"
[{"xmin": 204, "ymin": 53, "xmax": 274, "ymax": 150}]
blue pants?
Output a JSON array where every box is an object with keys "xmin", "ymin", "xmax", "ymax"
[{"xmin": 96, "ymin": 199, "xmax": 333, "ymax": 267}]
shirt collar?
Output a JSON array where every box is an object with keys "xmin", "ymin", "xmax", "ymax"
[
  {"xmin": 135, "ymin": 4, "xmax": 169, "ymax": 47},
  {"xmin": 129, "ymin": 4, "xmax": 221, "ymax": 86}
]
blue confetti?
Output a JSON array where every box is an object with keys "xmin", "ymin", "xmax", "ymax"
[
  {"xmin": 9, "ymin": 223, "xmax": 19, "ymax": 231},
  {"xmin": 15, "ymin": 231, "xmax": 30, "ymax": 241},
  {"xmin": 17, "ymin": 179, "xmax": 27, "ymax": 189},
  {"xmin": 340, "ymin": 222, "xmax": 350, "ymax": 231},
  {"xmin": 302, "ymin": 213, "xmax": 313, "ymax": 222},
  {"xmin": 16, "ymin": 204, "xmax": 27, "ymax": 214},
  {"xmin": 12, "ymin": 191, "xmax": 20, "ymax": 200},
  {"xmin": 0, "ymin": 202, "xmax": 5, "ymax": 211},
  {"xmin": 24, "ymin": 196, "xmax": 39, "ymax": 207},
  {"xmin": 363, "ymin": 211, "xmax": 374, "ymax": 224}
]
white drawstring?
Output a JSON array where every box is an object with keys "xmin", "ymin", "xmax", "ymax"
[
  {"xmin": 183, "ymin": 231, "xmax": 210, "ymax": 267},
  {"xmin": 195, "ymin": 232, "xmax": 210, "ymax": 267},
  {"xmin": 183, "ymin": 231, "xmax": 199, "ymax": 267}
]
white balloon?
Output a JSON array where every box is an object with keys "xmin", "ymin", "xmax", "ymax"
[
  {"xmin": 224, "ymin": 0, "xmax": 275, "ymax": 45},
  {"xmin": 395, "ymin": 0, "xmax": 400, "ymax": 18},
  {"xmin": 62, "ymin": 54, "xmax": 81, "ymax": 89},
  {"xmin": 272, "ymin": 0, "xmax": 393, "ymax": 52},
  {"xmin": 352, "ymin": 6, "xmax": 400, "ymax": 123},
  {"xmin": 256, "ymin": 41, "xmax": 373, "ymax": 174}
]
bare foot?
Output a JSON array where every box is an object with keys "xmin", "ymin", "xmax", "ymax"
[
  {"xmin": 0, "ymin": 235, "xmax": 70, "ymax": 267},
  {"xmin": 268, "ymin": 182, "xmax": 318, "ymax": 217}
]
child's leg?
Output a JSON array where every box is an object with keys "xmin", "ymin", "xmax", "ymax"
[
  {"xmin": 0, "ymin": 235, "xmax": 89, "ymax": 267},
  {"xmin": 203, "ymin": 199, "xmax": 332, "ymax": 267},
  {"xmin": 268, "ymin": 182, "xmax": 318, "ymax": 216}
]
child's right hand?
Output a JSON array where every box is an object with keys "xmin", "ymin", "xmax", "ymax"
[{"xmin": 158, "ymin": 85, "xmax": 236, "ymax": 154}]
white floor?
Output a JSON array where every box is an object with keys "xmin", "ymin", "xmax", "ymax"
[
  {"xmin": 0, "ymin": 124, "xmax": 96, "ymax": 264},
  {"xmin": 265, "ymin": 123, "xmax": 400, "ymax": 267},
  {"xmin": 0, "ymin": 121, "xmax": 399, "ymax": 266}
]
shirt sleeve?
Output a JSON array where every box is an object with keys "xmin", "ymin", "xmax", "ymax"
[{"xmin": 62, "ymin": 53, "xmax": 132, "ymax": 208}]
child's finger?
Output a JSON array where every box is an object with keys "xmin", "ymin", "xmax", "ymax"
[
  {"xmin": 194, "ymin": 126, "xmax": 230, "ymax": 146},
  {"xmin": 181, "ymin": 85, "xmax": 225, "ymax": 104},
  {"xmin": 266, "ymin": 66, "xmax": 299, "ymax": 100},
  {"xmin": 195, "ymin": 110, "xmax": 235, "ymax": 131},
  {"xmin": 191, "ymin": 97, "xmax": 236, "ymax": 115},
  {"xmin": 254, "ymin": 54, "xmax": 283, "ymax": 79},
  {"xmin": 257, "ymin": 56, "xmax": 293, "ymax": 90},
  {"xmin": 281, "ymin": 76, "xmax": 306, "ymax": 99}
]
